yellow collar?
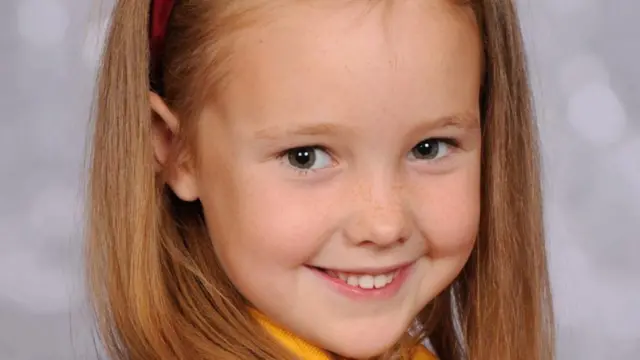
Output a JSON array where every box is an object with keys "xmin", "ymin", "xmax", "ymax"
[{"xmin": 251, "ymin": 311, "xmax": 436, "ymax": 360}]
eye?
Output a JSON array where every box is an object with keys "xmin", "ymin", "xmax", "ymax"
[
  {"xmin": 285, "ymin": 146, "xmax": 333, "ymax": 171},
  {"xmin": 408, "ymin": 138, "xmax": 455, "ymax": 161}
]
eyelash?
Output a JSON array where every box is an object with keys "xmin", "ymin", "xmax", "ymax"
[
  {"xmin": 431, "ymin": 137, "xmax": 460, "ymax": 148},
  {"xmin": 277, "ymin": 137, "xmax": 461, "ymax": 176}
]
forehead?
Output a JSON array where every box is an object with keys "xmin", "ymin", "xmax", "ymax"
[{"xmin": 216, "ymin": 0, "xmax": 482, "ymax": 126}]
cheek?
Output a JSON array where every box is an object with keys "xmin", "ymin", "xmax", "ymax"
[
  {"xmin": 413, "ymin": 170, "xmax": 480, "ymax": 258},
  {"xmin": 201, "ymin": 168, "xmax": 331, "ymax": 270}
]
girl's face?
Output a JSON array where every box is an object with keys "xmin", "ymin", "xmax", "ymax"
[{"xmin": 172, "ymin": 1, "xmax": 481, "ymax": 358}]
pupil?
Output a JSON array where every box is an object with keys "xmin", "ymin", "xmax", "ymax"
[
  {"xmin": 288, "ymin": 147, "xmax": 315, "ymax": 169},
  {"xmin": 414, "ymin": 140, "xmax": 438, "ymax": 159}
]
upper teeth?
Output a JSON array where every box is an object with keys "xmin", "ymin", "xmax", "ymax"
[{"xmin": 327, "ymin": 271, "xmax": 398, "ymax": 289}]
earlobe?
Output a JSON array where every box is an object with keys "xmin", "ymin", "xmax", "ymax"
[
  {"xmin": 168, "ymin": 171, "xmax": 200, "ymax": 202},
  {"xmin": 149, "ymin": 91, "xmax": 199, "ymax": 202}
]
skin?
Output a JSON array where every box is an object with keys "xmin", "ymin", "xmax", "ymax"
[{"xmin": 151, "ymin": 0, "xmax": 483, "ymax": 358}]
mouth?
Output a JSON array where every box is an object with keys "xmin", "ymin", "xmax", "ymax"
[
  {"xmin": 307, "ymin": 262, "xmax": 415, "ymax": 299},
  {"xmin": 322, "ymin": 269, "xmax": 400, "ymax": 290}
]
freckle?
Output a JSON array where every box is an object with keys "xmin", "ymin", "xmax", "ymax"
[{"xmin": 351, "ymin": 181, "xmax": 368, "ymax": 200}]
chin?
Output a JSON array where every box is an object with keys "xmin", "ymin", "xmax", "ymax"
[
  {"xmin": 330, "ymin": 340, "xmax": 395, "ymax": 359},
  {"xmin": 322, "ymin": 327, "xmax": 406, "ymax": 359}
]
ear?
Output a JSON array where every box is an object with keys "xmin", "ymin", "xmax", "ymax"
[{"xmin": 149, "ymin": 92, "xmax": 199, "ymax": 202}]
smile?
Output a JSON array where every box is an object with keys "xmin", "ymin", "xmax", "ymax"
[
  {"xmin": 307, "ymin": 262, "xmax": 415, "ymax": 300},
  {"xmin": 325, "ymin": 270, "xmax": 399, "ymax": 289}
]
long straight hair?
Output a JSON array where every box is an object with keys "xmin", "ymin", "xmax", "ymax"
[{"xmin": 86, "ymin": 1, "xmax": 554, "ymax": 359}]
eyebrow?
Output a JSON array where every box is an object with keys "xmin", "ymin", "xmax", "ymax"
[
  {"xmin": 253, "ymin": 112, "xmax": 480, "ymax": 140},
  {"xmin": 418, "ymin": 112, "xmax": 481, "ymax": 132},
  {"xmin": 254, "ymin": 123, "xmax": 356, "ymax": 140}
]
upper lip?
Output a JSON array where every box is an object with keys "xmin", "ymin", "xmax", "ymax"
[{"xmin": 310, "ymin": 260, "xmax": 415, "ymax": 275}]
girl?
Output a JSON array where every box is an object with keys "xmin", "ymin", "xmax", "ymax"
[{"xmin": 86, "ymin": 0, "xmax": 555, "ymax": 359}]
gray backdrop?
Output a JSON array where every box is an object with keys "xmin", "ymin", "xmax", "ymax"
[{"xmin": 1, "ymin": 0, "xmax": 638, "ymax": 359}]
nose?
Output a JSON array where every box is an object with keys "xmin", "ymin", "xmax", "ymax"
[{"xmin": 343, "ymin": 177, "xmax": 411, "ymax": 248}]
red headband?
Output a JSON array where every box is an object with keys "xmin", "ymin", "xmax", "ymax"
[{"xmin": 149, "ymin": 0, "xmax": 175, "ymax": 92}]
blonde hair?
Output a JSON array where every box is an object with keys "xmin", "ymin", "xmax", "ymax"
[{"xmin": 86, "ymin": 1, "xmax": 555, "ymax": 359}]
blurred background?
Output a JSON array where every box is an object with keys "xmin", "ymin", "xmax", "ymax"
[{"xmin": 0, "ymin": 0, "xmax": 638, "ymax": 359}]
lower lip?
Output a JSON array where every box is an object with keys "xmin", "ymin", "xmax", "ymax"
[{"xmin": 308, "ymin": 263, "xmax": 414, "ymax": 301}]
